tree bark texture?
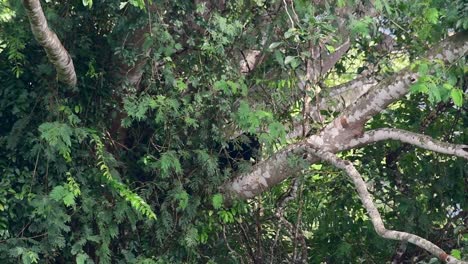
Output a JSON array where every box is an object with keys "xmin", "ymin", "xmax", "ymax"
[
  {"xmin": 22, "ymin": 0, "xmax": 77, "ymax": 87},
  {"xmin": 221, "ymin": 32, "xmax": 468, "ymax": 201}
]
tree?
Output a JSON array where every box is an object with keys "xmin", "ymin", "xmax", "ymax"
[{"xmin": 0, "ymin": 0, "xmax": 467, "ymax": 263}]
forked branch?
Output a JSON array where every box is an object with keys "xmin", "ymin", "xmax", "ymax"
[{"xmin": 309, "ymin": 148, "xmax": 466, "ymax": 264}]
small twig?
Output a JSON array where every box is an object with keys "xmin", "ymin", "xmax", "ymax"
[
  {"xmin": 275, "ymin": 178, "xmax": 307, "ymax": 263},
  {"xmin": 290, "ymin": 0, "xmax": 300, "ymax": 26},
  {"xmin": 0, "ymin": 232, "xmax": 47, "ymax": 244},
  {"xmin": 282, "ymin": 0, "xmax": 295, "ymax": 28},
  {"xmin": 31, "ymin": 150, "xmax": 40, "ymax": 184},
  {"xmin": 223, "ymin": 224, "xmax": 245, "ymax": 263},
  {"xmin": 238, "ymin": 222, "xmax": 257, "ymax": 262},
  {"xmin": 239, "ymin": 49, "xmax": 252, "ymax": 73}
]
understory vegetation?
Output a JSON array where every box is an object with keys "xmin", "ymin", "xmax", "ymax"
[{"xmin": 0, "ymin": 0, "xmax": 467, "ymax": 263}]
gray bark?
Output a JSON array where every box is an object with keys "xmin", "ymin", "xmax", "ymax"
[
  {"xmin": 22, "ymin": 0, "xmax": 77, "ymax": 87},
  {"xmin": 221, "ymin": 32, "xmax": 468, "ymax": 201}
]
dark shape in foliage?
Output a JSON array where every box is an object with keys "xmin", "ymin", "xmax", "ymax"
[{"xmin": 219, "ymin": 133, "xmax": 260, "ymax": 172}]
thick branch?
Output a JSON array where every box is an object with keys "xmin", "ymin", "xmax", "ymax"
[
  {"xmin": 321, "ymin": 32, "xmax": 468, "ymax": 147},
  {"xmin": 221, "ymin": 142, "xmax": 318, "ymax": 201},
  {"xmin": 224, "ymin": 29, "xmax": 467, "ymax": 203},
  {"xmin": 224, "ymin": 123, "xmax": 468, "ymax": 201},
  {"xmin": 346, "ymin": 128, "xmax": 468, "ymax": 159},
  {"xmin": 318, "ymin": 75, "xmax": 378, "ymax": 112},
  {"xmin": 287, "ymin": 74, "xmax": 378, "ymax": 139},
  {"xmin": 22, "ymin": 0, "xmax": 77, "ymax": 86},
  {"xmin": 310, "ymin": 149, "xmax": 466, "ymax": 264}
]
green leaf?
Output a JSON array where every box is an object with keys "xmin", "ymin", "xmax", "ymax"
[
  {"xmin": 374, "ymin": 0, "xmax": 383, "ymax": 11},
  {"xmin": 349, "ymin": 17, "xmax": 373, "ymax": 37},
  {"xmin": 274, "ymin": 50, "xmax": 284, "ymax": 66},
  {"xmin": 268, "ymin": 122, "xmax": 286, "ymax": 143},
  {"xmin": 50, "ymin": 186, "xmax": 66, "ymax": 202},
  {"xmin": 218, "ymin": 210, "xmax": 234, "ymax": 223},
  {"xmin": 450, "ymin": 249, "xmax": 461, "ymax": 260},
  {"xmin": 175, "ymin": 190, "xmax": 189, "ymax": 210},
  {"xmin": 336, "ymin": 0, "xmax": 345, "ymax": 8},
  {"xmin": 428, "ymin": 83, "xmax": 441, "ymax": 103},
  {"xmin": 418, "ymin": 63, "xmax": 429, "ymax": 75},
  {"xmin": 129, "ymin": 0, "xmax": 146, "ymax": 9},
  {"xmin": 212, "ymin": 194, "xmax": 223, "ymax": 209},
  {"xmin": 424, "ymin": 8, "xmax": 439, "ymax": 24},
  {"xmin": 284, "ymin": 56, "xmax": 300, "ymax": 69},
  {"xmin": 268, "ymin": 42, "xmax": 282, "ymax": 49},
  {"xmin": 311, "ymin": 164, "xmax": 322, "ymax": 170},
  {"xmin": 50, "ymin": 185, "xmax": 76, "ymax": 208},
  {"xmin": 38, "ymin": 122, "xmax": 73, "ymax": 161},
  {"xmin": 214, "ymin": 80, "xmax": 229, "ymax": 93},
  {"xmin": 159, "ymin": 151, "xmax": 182, "ymax": 176},
  {"xmin": 450, "ymin": 89, "xmax": 463, "ymax": 106},
  {"xmin": 176, "ymin": 79, "xmax": 187, "ymax": 91},
  {"xmin": 325, "ymin": 45, "xmax": 335, "ymax": 53},
  {"xmin": 63, "ymin": 192, "xmax": 76, "ymax": 207},
  {"xmin": 185, "ymin": 227, "xmax": 199, "ymax": 247},
  {"xmin": 76, "ymin": 253, "xmax": 89, "ymax": 264},
  {"xmin": 284, "ymin": 28, "xmax": 296, "ymax": 39},
  {"xmin": 22, "ymin": 250, "xmax": 39, "ymax": 264},
  {"xmin": 82, "ymin": 0, "xmax": 92, "ymax": 8},
  {"xmin": 410, "ymin": 83, "xmax": 428, "ymax": 93},
  {"xmin": 74, "ymin": 105, "xmax": 81, "ymax": 114},
  {"xmin": 227, "ymin": 80, "xmax": 239, "ymax": 94},
  {"xmin": 284, "ymin": 56, "xmax": 295, "ymax": 65},
  {"xmin": 442, "ymin": 83, "xmax": 453, "ymax": 90},
  {"xmin": 336, "ymin": 241, "xmax": 352, "ymax": 257}
]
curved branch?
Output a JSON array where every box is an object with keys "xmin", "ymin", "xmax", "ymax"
[
  {"xmin": 22, "ymin": 0, "xmax": 77, "ymax": 87},
  {"xmin": 345, "ymin": 128, "xmax": 468, "ymax": 159},
  {"xmin": 309, "ymin": 149, "xmax": 466, "ymax": 264}
]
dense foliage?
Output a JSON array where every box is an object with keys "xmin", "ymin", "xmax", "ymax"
[{"xmin": 0, "ymin": 0, "xmax": 466, "ymax": 263}]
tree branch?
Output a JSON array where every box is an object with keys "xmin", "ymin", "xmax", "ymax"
[
  {"xmin": 318, "ymin": 74, "xmax": 378, "ymax": 112},
  {"xmin": 345, "ymin": 128, "xmax": 468, "ymax": 159},
  {"xmin": 222, "ymin": 32, "xmax": 468, "ymax": 201},
  {"xmin": 22, "ymin": 0, "xmax": 77, "ymax": 87},
  {"xmin": 309, "ymin": 148, "xmax": 466, "ymax": 264},
  {"xmin": 287, "ymin": 74, "xmax": 378, "ymax": 139},
  {"xmin": 321, "ymin": 32, "xmax": 468, "ymax": 148},
  {"xmin": 319, "ymin": 38, "xmax": 351, "ymax": 75}
]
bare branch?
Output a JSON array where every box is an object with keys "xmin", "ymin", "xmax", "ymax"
[
  {"xmin": 22, "ymin": 0, "xmax": 77, "ymax": 87},
  {"xmin": 318, "ymin": 75, "xmax": 378, "ymax": 112},
  {"xmin": 221, "ymin": 142, "xmax": 318, "ymax": 201},
  {"xmin": 320, "ymin": 38, "xmax": 351, "ymax": 75},
  {"xmin": 223, "ymin": 122, "xmax": 468, "ymax": 201},
  {"xmin": 321, "ymin": 32, "xmax": 468, "ymax": 148},
  {"xmin": 345, "ymin": 128, "xmax": 468, "ymax": 159},
  {"xmin": 309, "ymin": 149, "xmax": 466, "ymax": 264},
  {"xmin": 287, "ymin": 74, "xmax": 377, "ymax": 139},
  {"xmin": 224, "ymin": 28, "xmax": 467, "ymax": 203}
]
